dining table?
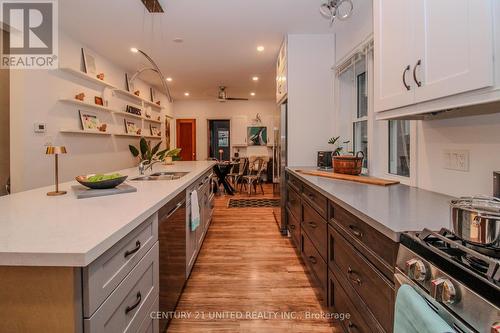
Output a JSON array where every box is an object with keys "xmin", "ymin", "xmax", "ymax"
[{"xmin": 213, "ymin": 161, "xmax": 238, "ymax": 195}]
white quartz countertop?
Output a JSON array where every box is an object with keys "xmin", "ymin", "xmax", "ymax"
[
  {"xmin": 0, "ymin": 161, "xmax": 215, "ymax": 267},
  {"xmin": 288, "ymin": 167, "xmax": 455, "ymax": 241}
]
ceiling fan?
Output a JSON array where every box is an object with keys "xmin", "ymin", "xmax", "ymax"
[{"xmin": 217, "ymin": 86, "xmax": 249, "ymax": 102}]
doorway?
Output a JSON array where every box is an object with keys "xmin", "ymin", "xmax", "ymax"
[
  {"xmin": 176, "ymin": 119, "xmax": 196, "ymax": 161},
  {"xmin": 208, "ymin": 120, "xmax": 230, "ymax": 161},
  {"xmin": 0, "ymin": 28, "xmax": 9, "ymax": 195}
]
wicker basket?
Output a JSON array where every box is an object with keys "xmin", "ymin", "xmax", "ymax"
[{"xmin": 332, "ymin": 151, "xmax": 365, "ymax": 175}]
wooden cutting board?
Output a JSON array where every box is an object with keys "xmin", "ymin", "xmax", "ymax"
[{"xmin": 295, "ymin": 169, "xmax": 399, "ymax": 186}]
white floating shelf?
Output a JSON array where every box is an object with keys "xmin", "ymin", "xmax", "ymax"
[
  {"xmin": 114, "ymin": 89, "xmax": 164, "ymax": 110},
  {"xmin": 113, "ymin": 110, "xmax": 144, "ymax": 120},
  {"xmin": 144, "ymin": 117, "xmax": 162, "ymax": 124},
  {"xmin": 60, "ymin": 129, "xmax": 112, "ymax": 136},
  {"xmin": 114, "ymin": 133, "xmax": 161, "ymax": 140},
  {"xmin": 60, "ymin": 68, "xmax": 117, "ymax": 89},
  {"xmin": 143, "ymin": 99, "xmax": 164, "ymax": 110},
  {"xmin": 60, "ymin": 99, "xmax": 115, "ymax": 113}
]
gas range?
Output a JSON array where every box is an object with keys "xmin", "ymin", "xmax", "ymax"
[{"xmin": 397, "ymin": 228, "xmax": 500, "ymax": 333}]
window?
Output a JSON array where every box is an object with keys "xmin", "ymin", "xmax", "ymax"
[
  {"xmin": 388, "ymin": 120, "xmax": 410, "ymax": 177},
  {"xmin": 353, "ymin": 71, "xmax": 368, "ymax": 169}
]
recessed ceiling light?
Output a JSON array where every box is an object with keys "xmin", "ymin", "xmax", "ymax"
[
  {"xmin": 250, "ymin": 92, "xmax": 256, "ymax": 96},
  {"xmin": 173, "ymin": 38, "xmax": 184, "ymax": 43},
  {"xmin": 130, "ymin": 47, "xmax": 139, "ymax": 53},
  {"xmin": 256, "ymin": 46, "xmax": 264, "ymax": 52},
  {"xmin": 184, "ymin": 92, "xmax": 190, "ymax": 96},
  {"xmin": 252, "ymin": 76, "xmax": 259, "ymax": 81},
  {"xmin": 166, "ymin": 77, "xmax": 173, "ymax": 82}
]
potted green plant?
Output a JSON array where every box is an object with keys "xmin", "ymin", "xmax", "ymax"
[
  {"xmin": 129, "ymin": 138, "xmax": 181, "ymax": 174},
  {"xmin": 328, "ymin": 136, "xmax": 350, "ymax": 156}
]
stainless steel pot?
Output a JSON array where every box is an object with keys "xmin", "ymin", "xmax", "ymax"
[{"xmin": 451, "ymin": 196, "xmax": 500, "ymax": 247}]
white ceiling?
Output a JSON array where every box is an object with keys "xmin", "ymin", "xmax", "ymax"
[{"xmin": 59, "ymin": 0, "xmax": 335, "ymax": 100}]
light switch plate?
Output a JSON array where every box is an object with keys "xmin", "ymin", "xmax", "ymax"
[
  {"xmin": 34, "ymin": 122, "xmax": 47, "ymax": 133},
  {"xmin": 443, "ymin": 149, "xmax": 470, "ymax": 172}
]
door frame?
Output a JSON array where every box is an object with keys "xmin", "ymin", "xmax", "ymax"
[
  {"xmin": 176, "ymin": 119, "xmax": 197, "ymax": 161},
  {"xmin": 207, "ymin": 118, "xmax": 231, "ymax": 159}
]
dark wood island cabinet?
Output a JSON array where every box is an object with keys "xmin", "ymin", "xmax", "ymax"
[{"xmin": 285, "ymin": 171, "xmax": 399, "ymax": 333}]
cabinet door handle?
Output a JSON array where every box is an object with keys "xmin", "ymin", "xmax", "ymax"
[
  {"xmin": 402, "ymin": 65, "xmax": 411, "ymax": 91},
  {"xmin": 308, "ymin": 221, "xmax": 318, "ymax": 228},
  {"xmin": 124, "ymin": 240, "xmax": 141, "ymax": 258},
  {"xmin": 308, "ymin": 256, "xmax": 317, "ymax": 264},
  {"xmin": 413, "ymin": 59, "xmax": 422, "ymax": 87},
  {"xmin": 348, "ymin": 225, "xmax": 363, "ymax": 238},
  {"xmin": 347, "ymin": 266, "xmax": 362, "ymax": 285},
  {"xmin": 125, "ymin": 292, "xmax": 142, "ymax": 314}
]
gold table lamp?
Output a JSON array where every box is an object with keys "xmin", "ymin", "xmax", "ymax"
[{"xmin": 46, "ymin": 146, "xmax": 67, "ymax": 196}]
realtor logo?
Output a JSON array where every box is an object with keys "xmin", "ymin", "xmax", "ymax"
[{"xmin": 1, "ymin": 0, "xmax": 58, "ymax": 69}]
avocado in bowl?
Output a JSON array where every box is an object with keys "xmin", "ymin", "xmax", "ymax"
[{"xmin": 76, "ymin": 173, "xmax": 128, "ymax": 189}]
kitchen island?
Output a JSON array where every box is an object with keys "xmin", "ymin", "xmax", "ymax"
[{"xmin": 0, "ymin": 160, "xmax": 215, "ymax": 333}]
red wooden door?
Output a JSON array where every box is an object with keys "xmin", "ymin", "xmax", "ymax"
[{"xmin": 176, "ymin": 119, "xmax": 196, "ymax": 161}]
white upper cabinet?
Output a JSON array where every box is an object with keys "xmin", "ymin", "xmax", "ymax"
[
  {"xmin": 374, "ymin": 0, "xmax": 495, "ymax": 118},
  {"xmin": 374, "ymin": 0, "xmax": 417, "ymax": 111}
]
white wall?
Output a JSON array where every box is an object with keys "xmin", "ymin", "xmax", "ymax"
[
  {"xmin": 10, "ymin": 32, "xmax": 173, "ymax": 192},
  {"xmin": 287, "ymin": 34, "xmax": 336, "ymax": 166},
  {"xmin": 172, "ymin": 100, "xmax": 276, "ymax": 161},
  {"xmin": 333, "ymin": 0, "xmax": 500, "ymax": 197}
]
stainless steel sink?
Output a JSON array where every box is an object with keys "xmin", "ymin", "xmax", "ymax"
[{"xmin": 131, "ymin": 172, "xmax": 189, "ymax": 181}]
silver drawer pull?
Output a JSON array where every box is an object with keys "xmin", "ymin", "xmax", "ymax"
[
  {"xmin": 347, "ymin": 266, "xmax": 362, "ymax": 285},
  {"xmin": 125, "ymin": 292, "xmax": 142, "ymax": 314},
  {"xmin": 308, "ymin": 221, "xmax": 317, "ymax": 228},
  {"xmin": 348, "ymin": 225, "xmax": 363, "ymax": 238},
  {"xmin": 308, "ymin": 256, "xmax": 317, "ymax": 264},
  {"xmin": 124, "ymin": 240, "xmax": 141, "ymax": 258}
]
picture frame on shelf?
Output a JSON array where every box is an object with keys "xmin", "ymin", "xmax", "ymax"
[
  {"xmin": 124, "ymin": 119, "xmax": 140, "ymax": 135},
  {"xmin": 81, "ymin": 48, "xmax": 97, "ymax": 75},
  {"xmin": 79, "ymin": 110, "xmax": 107, "ymax": 132},
  {"xmin": 125, "ymin": 73, "xmax": 131, "ymax": 92},
  {"xmin": 149, "ymin": 87, "xmax": 155, "ymax": 103},
  {"xmin": 94, "ymin": 96, "xmax": 103, "ymax": 106},
  {"xmin": 150, "ymin": 124, "xmax": 160, "ymax": 137},
  {"xmin": 126, "ymin": 105, "xmax": 142, "ymax": 116}
]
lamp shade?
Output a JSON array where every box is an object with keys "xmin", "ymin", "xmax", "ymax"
[{"xmin": 45, "ymin": 146, "xmax": 67, "ymax": 155}]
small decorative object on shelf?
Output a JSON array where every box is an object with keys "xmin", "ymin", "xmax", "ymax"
[
  {"xmin": 150, "ymin": 124, "xmax": 160, "ymax": 137},
  {"xmin": 134, "ymin": 90, "xmax": 140, "ymax": 97},
  {"xmin": 156, "ymin": 101, "xmax": 161, "ymax": 106},
  {"xmin": 145, "ymin": 109, "xmax": 151, "ymax": 119},
  {"xmin": 79, "ymin": 110, "xmax": 106, "ymax": 132},
  {"xmin": 137, "ymin": 128, "xmax": 141, "ymax": 135},
  {"xmin": 94, "ymin": 96, "xmax": 103, "ymax": 106},
  {"xmin": 45, "ymin": 145, "xmax": 68, "ymax": 196},
  {"xmin": 75, "ymin": 92, "xmax": 85, "ymax": 101},
  {"xmin": 126, "ymin": 105, "xmax": 142, "ymax": 116},
  {"xmin": 157, "ymin": 115, "xmax": 161, "ymax": 121},
  {"xmin": 96, "ymin": 73, "xmax": 105, "ymax": 81}
]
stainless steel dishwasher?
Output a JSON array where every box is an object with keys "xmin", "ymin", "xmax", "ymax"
[{"xmin": 157, "ymin": 190, "xmax": 186, "ymax": 332}]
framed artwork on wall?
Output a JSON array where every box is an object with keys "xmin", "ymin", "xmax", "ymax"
[
  {"xmin": 247, "ymin": 126, "xmax": 267, "ymax": 146},
  {"xmin": 81, "ymin": 48, "xmax": 97, "ymax": 75}
]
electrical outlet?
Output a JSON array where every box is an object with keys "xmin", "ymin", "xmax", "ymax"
[{"xmin": 443, "ymin": 149, "xmax": 470, "ymax": 172}]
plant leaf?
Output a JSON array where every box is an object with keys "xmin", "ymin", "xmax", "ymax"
[
  {"xmin": 151, "ymin": 141, "xmax": 162, "ymax": 156},
  {"xmin": 166, "ymin": 148, "xmax": 182, "ymax": 157},
  {"xmin": 129, "ymin": 145, "xmax": 139, "ymax": 157},
  {"xmin": 139, "ymin": 138, "xmax": 149, "ymax": 159}
]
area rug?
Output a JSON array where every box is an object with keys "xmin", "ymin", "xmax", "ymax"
[{"xmin": 228, "ymin": 198, "xmax": 280, "ymax": 208}]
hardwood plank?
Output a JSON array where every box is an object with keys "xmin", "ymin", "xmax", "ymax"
[{"xmin": 168, "ymin": 185, "xmax": 341, "ymax": 332}]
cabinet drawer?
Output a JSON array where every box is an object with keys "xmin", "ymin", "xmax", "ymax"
[
  {"xmin": 286, "ymin": 207, "xmax": 301, "ymax": 248},
  {"xmin": 329, "ymin": 201, "xmax": 397, "ymax": 269},
  {"xmin": 137, "ymin": 295, "xmax": 159, "ymax": 333},
  {"xmin": 328, "ymin": 270, "xmax": 373, "ymax": 333},
  {"xmin": 286, "ymin": 185, "xmax": 301, "ymax": 220},
  {"xmin": 329, "ymin": 226, "xmax": 393, "ymax": 332},
  {"xmin": 287, "ymin": 173, "xmax": 302, "ymax": 193},
  {"xmin": 84, "ymin": 243, "xmax": 159, "ymax": 333},
  {"xmin": 303, "ymin": 184, "xmax": 327, "ymax": 219},
  {"xmin": 301, "ymin": 232, "xmax": 327, "ymax": 299},
  {"xmin": 83, "ymin": 214, "xmax": 158, "ymax": 317},
  {"xmin": 302, "ymin": 201, "xmax": 327, "ymax": 261}
]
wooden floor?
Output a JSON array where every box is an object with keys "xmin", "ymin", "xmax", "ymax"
[{"xmin": 168, "ymin": 184, "xmax": 342, "ymax": 333}]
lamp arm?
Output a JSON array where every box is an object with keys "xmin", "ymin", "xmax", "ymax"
[{"xmin": 131, "ymin": 49, "xmax": 173, "ymax": 103}]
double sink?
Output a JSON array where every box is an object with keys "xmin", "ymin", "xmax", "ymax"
[{"xmin": 131, "ymin": 172, "xmax": 189, "ymax": 181}]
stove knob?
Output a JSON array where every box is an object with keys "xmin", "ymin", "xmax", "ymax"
[
  {"xmin": 430, "ymin": 278, "xmax": 458, "ymax": 304},
  {"xmin": 405, "ymin": 259, "xmax": 428, "ymax": 282},
  {"xmin": 491, "ymin": 322, "xmax": 500, "ymax": 333}
]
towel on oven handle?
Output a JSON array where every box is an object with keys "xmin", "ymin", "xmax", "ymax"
[
  {"xmin": 394, "ymin": 284, "xmax": 455, "ymax": 333},
  {"xmin": 190, "ymin": 190, "xmax": 200, "ymax": 231}
]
